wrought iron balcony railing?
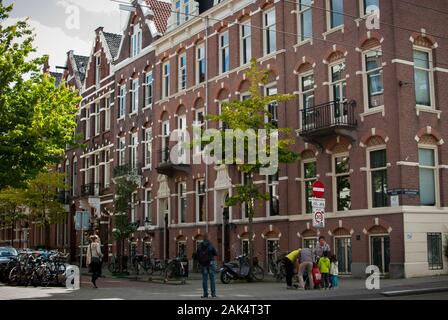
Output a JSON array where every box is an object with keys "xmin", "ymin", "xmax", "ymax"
[
  {"xmin": 81, "ymin": 183, "xmax": 103, "ymax": 197},
  {"xmin": 113, "ymin": 163, "xmax": 142, "ymax": 178}
]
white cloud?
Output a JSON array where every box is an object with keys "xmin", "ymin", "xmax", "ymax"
[
  {"xmin": 6, "ymin": 17, "xmax": 92, "ymax": 72},
  {"xmin": 56, "ymin": 0, "xmax": 128, "ymax": 15}
]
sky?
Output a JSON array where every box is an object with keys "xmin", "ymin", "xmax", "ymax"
[{"xmin": 4, "ymin": 0, "xmax": 132, "ymax": 72}]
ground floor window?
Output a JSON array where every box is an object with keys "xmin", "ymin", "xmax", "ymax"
[
  {"xmin": 427, "ymin": 233, "xmax": 443, "ymax": 270},
  {"xmin": 242, "ymin": 239, "xmax": 249, "ymax": 256},
  {"xmin": 303, "ymin": 237, "xmax": 317, "ymax": 250},
  {"xmin": 335, "ymin": 237, "xmax": 352, "ymax": 274},
  {"xmin": 177, "ymin": 241, "xmax": 187, "ymax": 258},
  {"xmin": 266, "ymin": 239, "xmax": 280, "ymax": 274},
  {"xmin": 370, "ymin": 235, "xmax": 390, "ymax": 274}
]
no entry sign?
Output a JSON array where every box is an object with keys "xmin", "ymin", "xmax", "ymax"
[{"xmin": 312, "ymin": 181, "xmax": 325, "ymax": 198}]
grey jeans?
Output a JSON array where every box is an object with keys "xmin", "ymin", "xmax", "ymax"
[{"xmin": 298, "ymin": 261, "xmax": 314, "ymax": 289}]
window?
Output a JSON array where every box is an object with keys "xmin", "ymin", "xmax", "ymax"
[
  {"xmin": 145, "ymin": 72, "xmax": 153, "ymax": 109},
  {"xmin": 130, "ymin": 133, "xmax": 138, "ymax": 170},
  {"xmin": 218, "ymin": 100, "xmax": 229, "ymax": 129},
  {"xmin": 368, "ymin": 148, "xmax": 388, "ymax": 208},
  {"xmin": 65, "ymin": 160, "xmax": 70, "ymax": 187},
  {"xmin": 144, "ymin": 190, "xmax": 152, "ymax": 224},
  {"xmin": 240, "ymin": 21, "xmax": 252, "ymax": 65},
  {"xmin": 303, "ymin": 238, "xmax": 317, "ymax": 249},
  {"xmin": 219, "ymin": 31, "xmax": 230, "ymax": 74},
  {"xmin": 162, "ymin": 62, "xmax": 170, "ymax": 98},
  {"xmin": 196, "ymin": 179, "xmax": 206, "ymax": 222},
  {"xmin": 264, "ymin": 9, "xmax": 276, "ymax": 55},
  {"xmin": 334, "ymin": 155, "xmax": 351, "ymax": 211},
  {"xmin": 94, "ymin": 102, "xmax": 100, "ymax": 135},
  {"xmin": 195, "ymin": 108, "xmax": 205, "ymax": 152},
  {"xmin": 175, "ymin": 0, "xmax": 181, "ymax": 25},
  {"xmin": 328, "ymin": 0, "xmax": 344, "ymax": 29},
  {"xmin": 85, "ymin": 106, "xmax": 90, "ymax": 139},
  {"xmin": 73, "ymin": 158, "xmax": 78, "ymax": 196},
  {"xmin": 362, "ymin": 0, "xmax": 379, "ymax": 16},
  {"xmin": 178, "ymin": 182, "xmax": 187, "ymax": 224},
  {"xmin": 131, "ymin": 78, "xmax": 139, "ymax": 114},
  {"xmin": 177, "ymin": 114, "xmax": 187, "ymax": 163},
  {"xmin": 104, "ymin": 150, "xmax": 110, "ymax": 188},
  {"xmin": 131, "ymin": 24, "xmax": 142, "ymax": 57},
  {"xmin": 178, "ymin": 53, "xmax": 187, "ymax": 91},
  {"xmin": 302, "ymin": 160, "xmax": 317, "ymax": 214},
  {"xmin": 119, "ymin": 85, "xmax": 126, "ymax": 118},
  {"xmin": 413, "ymin": 48, "xmax": 434, "ymax": 107},
  {"xmin": 95, "ymin": 55, "xmax": 101, "ymax": 87},
  {"xmin": 335, "ymin": 237, "xmax": 352, "ymax": 274},
  {"xmin": 266, "ymin": 85, "xmax": 278, "ymax": 127},
  {"xmin": 363, "ymin": 49, "xmax": 384, "ymax": 109},
  {"xmin": 184, "ymin": 0, "xmax": 189, "ymax": 22},
  {"xmin": 298, "ymin": 0, "xmax": 312, "ymax": 42},
  {"xmin": 196, "ymin": 44, "xmax": 205, "ymax": 84},
  {"xmin": 427, "ymin": 233, "xmax": 443, "ymax": 270},
  {"xmin": 85, "ymin": 157, "xmax": 91, "ymax": 185},
  {"xmin": 268, "ymin": 174, "xmax": 279, "ymax": 216},
  {"xmin": 419, "ymin": 147, "xmax": 437, "ymax": 206},
  {"xmin": 299, "ymin": 72, "xmax": 315, "ymax": 128},
  {"xmin": 131, "ymin": 192, "xmax": 137, "ymax": 223},
  {"xmin": 144, "ymin": 128, "xmax": 152, "ymax": 169},
  {"xmin": 242, "ymin": 239, "xmax": 249, "ymax": 256},
  {"xmin": 330, "ymin": 60, "xmax": 347, "ymax": 103},
  {"xmin": 118, "ymin": 137, "xmax": 126, "ymax": 166},
  {"xmin": 105, "ymin": 97, "xmax": 111, "ymax": 130},
  {"xmin": 370, "ymin": 235, "xmax": 390, "ymax": 274},
  {"xmin": 161, "ymin": 120, "xmax": 170, "ymax": 162}
]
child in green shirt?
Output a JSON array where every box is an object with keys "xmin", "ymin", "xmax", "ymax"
[{"xmin": 318, "ymin": 251, "xmax": 331, "ymax": 289}]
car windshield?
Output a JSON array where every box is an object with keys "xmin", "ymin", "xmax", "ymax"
[{"xmin": 0, "ymin": 247, "xmax": 18, "ymax": 257}]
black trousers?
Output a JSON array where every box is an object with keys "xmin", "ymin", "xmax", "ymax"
[
  {"xmin": 284, "ymin": 257, "xmax": 294, "ymax": 287},
  {"xmin": 91, "ymin": 259, "xmax": 101, "ymax": 284},
  {"xmin": 321, "ymin": 273, "xmax": 330, "ymax": 289}
]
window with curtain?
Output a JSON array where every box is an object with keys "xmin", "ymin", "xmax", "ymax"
[
  {"xmin": 413, "ymin": 49, "xmax": 433, "ymax": 107},
  {"xmin": 419, "ymin": 148, "xmax": 437, "ymax": 206},
  {"xmin": 364, "ymin": 49, "xmax": 384, "ymax": 108}
]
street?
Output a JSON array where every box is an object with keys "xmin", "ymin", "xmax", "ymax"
[{"xmin": 1, "ymin": 274, "xmax": 447, "ymax": 300}]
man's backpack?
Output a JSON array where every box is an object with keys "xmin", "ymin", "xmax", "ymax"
[{"xmin": 197, "ymin": 243, "xmax": 212, "ymax": 267}]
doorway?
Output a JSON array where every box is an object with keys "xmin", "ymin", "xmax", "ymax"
[
  {"xmin": 370, "ymin": 235, "xmax": 390, "ymax": 274},
  {"xmin": 334, "ymin": 237, "xmax": 352, "ymax": 274}
]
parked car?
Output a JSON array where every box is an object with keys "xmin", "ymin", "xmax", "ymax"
[{"xmin": 0, "ymin": 247, "xmax": 18, "ymax": 282}]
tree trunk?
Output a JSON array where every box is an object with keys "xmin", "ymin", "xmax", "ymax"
[{"xmin": 45, "ymin": 222, "xmax": 50, "ymax": 249}]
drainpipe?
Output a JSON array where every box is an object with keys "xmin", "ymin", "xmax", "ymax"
[{"xmin": 205, "ymin": 15, "xmax": 210, "ymax": 236}]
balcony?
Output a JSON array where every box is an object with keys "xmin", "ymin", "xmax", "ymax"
[
  {"xmin": 113, "ymin": 163, "xmax": 142, "ymax": 178},
  {"xmin": 299, "ymin": 100, "xmax": 357, "ymax": 142},
  {"xmin": 56, "ymin": 191, "xmax": 72, "ymax": 205},
  {"xmin": 156, "ymin": 148, "xmax": 191, "ymax": 177},
  {"xmin": 81, "ymin": 183, "xmax": 103, "ymax": 197}
]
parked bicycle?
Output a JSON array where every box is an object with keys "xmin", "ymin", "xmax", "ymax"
[{"xmin": 163, "ymin": 256, "xmax": 189, "ymax": 284}]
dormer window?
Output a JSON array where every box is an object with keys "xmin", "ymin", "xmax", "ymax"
[
  {"xmin": 131, "ymin": 24, "xmax": 142, "ymax": 57},
  {"xmin": 95, "ymin": 55, "xmax": 101, "ymax": 87},
  {"xmin": 175, "ymin": 0, "xmax": 190, "ymax": 26}
]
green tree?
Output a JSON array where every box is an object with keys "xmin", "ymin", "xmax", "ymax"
[
  {"xmin": 24, "ymin": 172, "xmax": 68, "ymax": 249},
  {"xmin": 112, "ymin": 176, "xmax": 139, "ymax": 273},
  {"xmin": 0, "ymin": 187, "xmax": 27, "ymax": 246},
  {"xmin": 0, "ymin": 2, "xmax": 81, "ymax": 190},
  {"xmin": 207, "ymin": 59, "xmax": 299, "ymax": 275}
]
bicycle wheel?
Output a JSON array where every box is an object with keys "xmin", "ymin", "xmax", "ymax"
[
  {"xmin": 163, "ymin": 263, "xmax": 175, "ymax": 282},
  {"xmin": 252, "ymin": 265, "xmax": 264, "ymax": 281},
  {"xmin": 8, "ymin": 267, "xmax": 22, "ymax": 286}
]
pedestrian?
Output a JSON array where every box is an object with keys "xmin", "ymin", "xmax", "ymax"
[
  {"xmin": 195, "ymin": 234, "xmax": 218, "ymax": 298},
  {"xmin": 297, "ymin": 247, "xmax": 314, "ymax": 290},
  {"xmin": 318, "ymin": 251, "xmax": 330, "ymax": 290},
  {"xmin": 314, "ymin": 236, "xmax": 331, "ymax": 262},
  {"xmin": 86, "ymin": 235, "xmax": 102, "ymax": 288},
  {"xmin": 95, "ymin": 231, "xmax": 103, "ymax": 277},
  {"xmin": 283, "ymin": 248, "xmax": 301, "ymax": 289},
  {"xmin": 329, "ymin": 255, "xmax": 339, "ymax": 289}
]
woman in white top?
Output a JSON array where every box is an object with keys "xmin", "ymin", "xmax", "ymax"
[{"xmin": 86, "ymin": 235, "xmax": 102, "ymax": 288}]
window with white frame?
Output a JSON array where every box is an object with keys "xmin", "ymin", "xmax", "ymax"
[
  {"xmin": 144, "ymin": 190, "xmax": 152, "ymax": 224},
  {"xmin": 302, "ymin": 159, "xmax": 316, "ymax": 214},
  {"xmin": 299, "ymin": 72, "xmax": 315, "ymax": 129},
  {"xmin": 418, "ymin": 147, "xmax": 438, "ymax": 206},
  {"xmin": 196, "ymin": 43, "xmax": 205, "ymax": 84},
  {"xmin": 94, "ymin": 102, "xmax": 100, "ymax": 135},
  {"xmin": 427, "ymin": 233, "xmax": 443, "ymax": 270},
  {"xmin": 178, "ymin": 53, "xmax": 187, "ymax": 91},
  {"xmin": 65, "ymin": 160, "xmax": 70, "ymax": 188},
  {"xmin": 177, "ymin": 113, "xmax": 187, "ymax": 163},
  {"xmin": 144, "ymin": 128, "xmax": 152, "ymax": 169},
  {"xmin": 268, "ymin": 173, "xmax": 279, "ymax": 216},
  {"xmin": 162, "ymin": 62, "xmax": 170, "ymax": 98},
  {"xmin": 131, "ymin": 192, "xmax": 137, "ymax": 223},
  {"xmin": 413, "ymin": 47, "xmax": 434, "ymax": 107},
  {"xmin": 333, "ymin": 154, "xmax": 351, "ymax": 211},
  {"xmin": 240, "ymin": 20, "xmax": 252, "ymax": 65},
  {"xmin": 95, "ymin": 55, "xmax": 101, "ymax": 87},
  {"xmin": 105, "ymin": 97, "xmax": 111, "ymax": 131},
  {"xmin": 145, "ymin": 71, "xmax": 153, "ymax": 109},
  {"xmin": 194, "ymin": 108, "xmax": 205, "ymax": 153},
  {"xmin": 104, "ymin": 150, "xmax": 110, "ymax": 188},
  {"xmin": 131, "ymin": 24, "xmax": 142, "ymax": 57},
  {"xmin": 242, "ymin": 239, "xmax": 249, "ymax": 256},
  {"xmin": 196, "ymin": 179, "xmax": 206, "ymax": 222},
  {"xmin": 118, "ymin": 137, "xmax": 126, "ymax": 166},
  {"xmin": 130, "ymin": 133, "xmax": 138, "ymax": 170},
  {"xmin": 161, "ymin": 120, "xmax": 170, "ymax": 162},
  {"xmin": 175, "ymin": 0, "xmax": 181, "ymax": 25},
  {"xmin": 72, "ymin": 158, "xmax": 78, "ymax": 196},
  {"xmin": 329, "ymin": 60, "xmax": 347, "ymax": 103},
  {"xmin": 219, "ymin": 31, "xmax": 230, "ymax": 74},
  {"xmin": 363, "ymin": 49, "xmax": 384, "ymax": 109},
  {"xmin": 264, "ymin": 9, "xmax": 276, "ymax": 55},
  {"xmin": 368, "ymin": 148, "xmax": 388, "ymax": 208},
  {"xmin": 119, "ymin": 85, "xmax": 126, "ymax": 118},
  {"xmin": 361, "ymin": 0, "xmax": 379, "ymax": 16},
  {"xmin": 85, "ymin": 106, "xmax": 90, "ymax": 139},
  {"xmin": 327, "ymin": 0, "xmax": 344, "ymax": 30},
  {"xmin": 84, "ymin": 157, "xmax": 90, "ymax": 185},
  {"xmin": 298, "ymin": 0, "xmax": 312, "ymax": 42},
  {"xmin": 131, "ymin": 78, "xmax": 139, "ymax": 114},
  {"xmin": 178, "ymin": 182, "xmax": 187, "ymax": 224},
  {"xmin": 218, "ymin": 99, "xmax": 229, "ymax": 129},
  {"xmin": 266, "ymin": 85, "xmax": 278, "ymax": 127}
]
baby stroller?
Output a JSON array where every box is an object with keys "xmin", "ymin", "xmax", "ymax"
[{"xmin": 303, "ymin": 263, "xmax": 321, "ymax": 290}]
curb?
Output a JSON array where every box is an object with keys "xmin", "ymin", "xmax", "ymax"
[{"xmin": 381, "ymin": 287, "xmax": 448, "ymax": 297}]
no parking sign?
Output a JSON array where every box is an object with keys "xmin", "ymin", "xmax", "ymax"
[{"xmin": 311, "ymin": 198, "xmax": 326, "ymax": 229}]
